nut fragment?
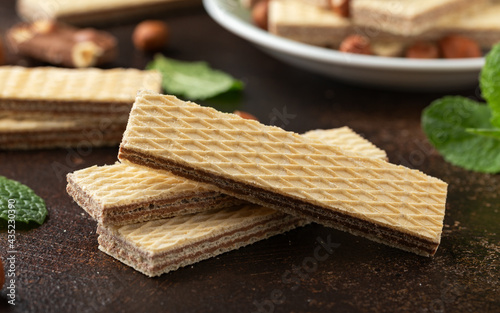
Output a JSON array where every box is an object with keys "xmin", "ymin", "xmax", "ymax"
[
  {"xmin": 72, "ymin": 41, "xmax": 103, "ymax": 68},
  {"xmin": 405, "ymin": 41, "xmax": 440, "ymax": 59},
  {"xmin": 132, "ymin": 20, "xmax": 169, "ymax": 52},
  {"xmin": 330, "ymin": 0, "xmax": 349, "ymax": 17},
  {"xmin": 31, "ymin": 20, "xmax": 56, "ymax": 34},
  {"xmin": 339, "ymin": 35, "xmax": 371, "ymax": 55},
  {"xmin": 439, "ymin": 35, "xmax": 481, "ymax": 59},
  {"xmin": 252, "ymin": 0, "xmax": 269, "ymax": 30},
  {"xmin": 234, "ymin": 110, "xmax": 258, "ymax": 121}
]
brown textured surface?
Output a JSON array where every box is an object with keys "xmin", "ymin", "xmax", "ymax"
[{"xmin": 0, "ymin": 2, "xmax": 498, "ymax": 313}]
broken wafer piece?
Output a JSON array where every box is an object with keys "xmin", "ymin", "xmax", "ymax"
[
  {"xmin": 119, "ymin": 90, "xmax": 448, "ymax": 257},
  {"xmin": 67, "ymin": 126, "xmax": 386, "ymax": 226},
  {"xmin": 351, "ymin": 0, "xmax": 487, "ymax": 36},
  {"xmin": 0, "ymin": 66, "xmax": 162, "ymax": 115},
  {"xmin": 97, "ymin": 204, "xmax": 307, "ymax": 277},
  {"xmin": 7, "ymin": 20, "xmax": 118, "ymax": 68}
]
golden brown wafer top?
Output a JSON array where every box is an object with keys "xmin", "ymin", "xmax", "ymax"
[
  {"xmin": 120, "ymin": 90, "xmax": 448, "ymax": 243},
  {"xmin": 0, "ymin": 66, "xmax": 161, "ymax": 102}
]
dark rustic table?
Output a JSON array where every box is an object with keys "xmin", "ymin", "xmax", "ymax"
[{"xmin": 0, "ymin": 2, "xmax": 498, "ymax": 313}]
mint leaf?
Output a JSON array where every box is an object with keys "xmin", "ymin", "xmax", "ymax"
[
  {"xmin": 422, "ymin": 96, "xmax": 500, "ymax": 173},
  {"xmin": 146, "ymin": 54, "xmax": 244, "ymax": 100},
  {"xmin": 465, "ymin": 128, "xmax": 500, "ymax": 139},
  {"xmin": 480, "ymin": 44, "xmax": 500, "ymax": 128},
  {"xmin": 0, "ymin": 176, "xmax": 47, "ymax": 226}
]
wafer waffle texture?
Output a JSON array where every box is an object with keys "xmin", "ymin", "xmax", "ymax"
[
  {"xmin": 17, "ymin": 0, "xmax": 201, "ymax": 26},
  {"xmin": 98, "ymin": 204, "xmax": 307, "ymax": 277},
  {"xmin": 0, "ymin": 66, "xmax": 162, "ymax": 114},
  {"xmin": 67, "ymin": 126, "xmax": 386, "ymax": 226},
  {"xmin": 67, "ymin": 162, "xmax": 241, "ymax": 226},
  {"xmin": 119, "ymin": 90, "xmax": 448, "ymax": 257}
]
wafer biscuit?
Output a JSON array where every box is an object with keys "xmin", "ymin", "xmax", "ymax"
[
  {"xmin": 67, "ymin": 162, "xmax": 241, "ymax": 226},
  {"xmin": 269, "ymin": 0, "xmax": 500, "ymax": 50},
  {"xmin": 436, "ymin": 3, "xmax": 500, "ymax": 48},
  {"xmin": 0, "ymin": 66, "xmax": 162, "ymax": 115},
  {"xmin": 119, "ymin": 90, "xmax": 448, "ymax": 257},
  {"xmin": 68, "ymin": 126, "xmax": 386, "ymax": 226},
  {"xmin": 17, "ymin": 0, "xmax": 201, "ymax": 26},
  {"xmin": 0, "ymin": 117, "xmax": 126, "ymax": 149},
  {"xmin": 269, "ymin": 0, "xmax": 352, "ymax": 48},
  {"xmin": 97, "ymin": 127, "xmax": 385, "ymax": 276},
  {"xmin": 351, "ymin": 0, "xmax": 487, "ymax": 36},
  {"xmin": 97, "ymin": 205, "xmax": 308, "ymax": 277}
]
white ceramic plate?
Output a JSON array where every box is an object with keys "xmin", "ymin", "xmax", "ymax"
[{"xmin": 203, "ymin": 0, "xmax": 485, "ymax": 90}]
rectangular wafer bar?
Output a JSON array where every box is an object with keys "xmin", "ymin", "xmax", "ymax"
[
  {"xmin": 0, "ymin": 117, "xmax": 127, "ymax": 150},
  {"xmin": 97, "ymin": 204, "xmax": 307, "ymax": 277},
  {"xmin": 351, "ymin": 0, "xmax": 487, "ymax": 36},
  {"xmin": 119, "ymin": 90, "xmax": 448, "ymax": 257},
  {"xmin": 67, "ymin": 127, "xmax": 387, "ymax": 226},
  {"xmin": 17, "ymin": 0, "xmax": 202, "ymax": 26},
  {"xmin": 0, "ymin": 66, "xmax": 162, "ymax": 115}
]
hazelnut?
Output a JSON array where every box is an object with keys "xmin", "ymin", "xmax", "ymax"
[
  {"xmin": 339, "ymin": 35, "xmax": 372, "ymax": 55},
  {"xmin": 234, "ymin": 110, "xmax": 258, "ymax": 121},
  {"xmin": 405, "ymin": 41, "xmax": 440, "ymax": 59},
  {"xmin": 252, "ymin": 0, "xmax": 269, "ymax": 30},
  {"xmin": 330, "ymin": 0, "xmax": 349, "ymax": 17},
  {"xmin": 439, "ymin": 35, "xmax": 481, "ymax": 59},
  {"xmin": 132, "ymin": 20, "xmax": 169, "ymax": 52}
]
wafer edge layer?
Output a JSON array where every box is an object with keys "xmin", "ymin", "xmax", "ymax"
[
  {"xmin": 119, "ymin": 148, "xmax": 440, "ymax": 257},
  {"xmin": 97, "ymin": 212, "xmax": 308, "ymax": 277},
  {"xmin": 66, "ymin": 180, "xmax": 243, "ymax": 226}
]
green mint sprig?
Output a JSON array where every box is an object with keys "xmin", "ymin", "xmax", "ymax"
[
  {"xmin": 146, "ymin": 54, "xmax": 244, "ymax": 100},
  {"xmin": 0, "ymin": 176, "xmax": 47, "ymax": 227},
  {"xmin": 422, "ymin": 44, "xmax": 500, "ymax": 173}
]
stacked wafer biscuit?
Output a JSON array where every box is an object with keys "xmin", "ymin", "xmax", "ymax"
[
  {"xmin": 68, "ymin": 90, "xmax": 448, "ymax": 277},
  {"xmin": 67, "ymin": 121, "xmax": 389, "ymax": 276},
  {"xmin": 261, "ymin": 0, "xmax": 500, "ymax": 56},
  {"xmin": 0, "ymin": 66, "xmax": 161, "ymax": 149}
]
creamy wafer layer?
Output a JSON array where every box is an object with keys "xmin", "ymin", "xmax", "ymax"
[
  {"xmin": 352, "ymin": 0, "xmax": 487, "ymax": 36},
  {"xmin": 119, "ymin": 90, "xmax": 448, "ymax": 257},
  {"xmin": 17, "ymin": 0, "xmax": 201, "ymax": 25},
  {"xmin": 68, "ymin": 126, "xmax": 386, "ymax": 225},
  {"xmin": 269, "ymin": 0, "xmax": 352, "ymax": 48},
  {"xmin": 0, "ymin": 66, "xmax": 162, "ymax": 114},
  {"xmin": 0, "ymin": 118, "xmax": 126, "ymax": 149},
  {"xmin": 98, "ymin": 205, "xmax": 308, "ymax": 277}
]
